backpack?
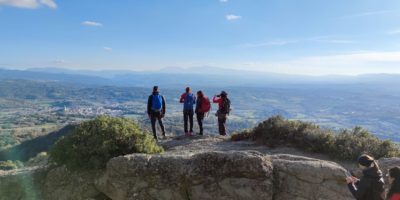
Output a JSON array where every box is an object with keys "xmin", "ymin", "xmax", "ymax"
[
  {"xmin": 220, "ymin": 98, "xmax": 231, "ymax": 115},
  {"xmin": 200, "ymin": 96, "xmax": 211, "ymax": 113},
  {"xmin": 152, "ymin": 94, "xmax": 163, "ymax": 111},
  {"xmin": 183, "ymin": 93, "xmax": 195, "ymax": 110}
]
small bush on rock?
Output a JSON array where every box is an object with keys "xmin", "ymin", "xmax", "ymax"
[{"xmin": 49, "ymin": 116, "xmax": 163, "ymax": 170}]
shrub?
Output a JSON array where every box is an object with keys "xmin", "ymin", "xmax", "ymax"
[
  {"xmin": 0, "ymin": 160, "xmax": 23, "ymax": 171},
  {"xmin": 49, "ymin": 116, "xmax": 163, "ymax": 170},
  {"xmin": 232, "ymin": 116, "xmax": 400, "ymax": 160}
]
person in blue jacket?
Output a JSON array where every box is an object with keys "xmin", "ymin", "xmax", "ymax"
[
  {"xmin": 179, "ymin": 87, "xmax": 196, "ymax": 136},
  {"xmin": 147, "ymin": 86, "xmax": 166, "ymax": 140}
]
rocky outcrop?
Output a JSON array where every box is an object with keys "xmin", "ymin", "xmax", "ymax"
[
  {"xmin": 96, "ymin": 151, "xmax": 274, "ymax": 200},
  {"xmin": 1, "ymin": 136, "xmax": 399, "ymax": 200},
  {"xmin": 42, "ymin": 166, "xmax": 104, "ymax": 200},
  {"xmin": 272, "ymin": 155, "xmax": 353, "ymax": 200}
]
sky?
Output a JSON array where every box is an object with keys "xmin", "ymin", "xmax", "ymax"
[{"xmin": 0, "ymin": 0, "xmax": 400, "ymax": 75}]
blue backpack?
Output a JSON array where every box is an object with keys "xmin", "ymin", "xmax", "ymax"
[
  {"xmin": 184, "ymin": 93, "xmax": 195, "ymax": 110},
  {"xmin": 152, "ymin": 94, "xmax": 163, "ymax": 111}
]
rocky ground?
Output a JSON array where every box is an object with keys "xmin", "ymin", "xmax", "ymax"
[{"xmin": 1, "ymin": 135, "xmax": 398, "ymax": 200}]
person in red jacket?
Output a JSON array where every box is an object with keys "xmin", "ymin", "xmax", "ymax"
[
  {"xmin": 213, "ymin": 91, "xmax": 230, "ymax": 136},
  {"xmin": 387, "ymin": 167, "xmax": 400, "ymax": 200}
]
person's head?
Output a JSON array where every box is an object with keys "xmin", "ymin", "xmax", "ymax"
[
  {"xmin": 389, "ymin": 167, "xmax": 400, "ymax": 185},
  {"xmin": 388, "ymin": 167, "xmax": 400, "ymax": 197},
  {"xmin": 153, "ymin": 86, "xmax": 159, "ymax": 93},
  {"xmin": 220, "ymin": 91, "xmax": 228, "ymax": 98},
  {"xmin": 358, "ymin": 154, "xmax": 379, "ymax": 171},
  {"xmin": 186, "ymin": 87, "xmax": 191, "ymax": 93},
  {"xmin": 197, "ymin": 90, "xmax": 204, "ymax": 98}
]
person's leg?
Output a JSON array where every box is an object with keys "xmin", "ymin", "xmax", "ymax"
[
  {"xmin": 197, "ymin": 113, "xmax": 204, "ymax": 135},
  {"xmin": 183, "ymin": 110, "xmax": 188, "ymax": 134},
  {"xmin": 150, "ymin": 114, "xmax": 157, "ymax": 139},
  {"xmin": 189, "ymin": 110, "xmax": 194, "ymax": 133},
  {"xmin": 158, "ymin": 115, "xmax": 165, "ymax": 136},
  {"xmin": 218, "ymin": 114, "xmax": 227, "ymax": 135}
]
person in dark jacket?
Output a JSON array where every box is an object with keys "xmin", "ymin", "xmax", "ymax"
[
  {"xmin": 212, "ymin": 91, "xmax": 230, "ymax": 136},
  {"xmin": 346, "ymin": 154, "xmax": 385, "ymax": 200},
  {"xmin": 147, "ymin": 86, "xmax": 166, "ymax": 140},
  {"xmin": 387, "ymin": 167, "xmax": 400, "ymax": 200}
]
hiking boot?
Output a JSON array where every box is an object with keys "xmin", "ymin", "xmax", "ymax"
[
  {"xmin": 189, "ymin": 131, "xmax": 193, "ymax": 136},
  {"xmin": 185, "ymin": 132, "xmax": 189, "ymax": 136}
]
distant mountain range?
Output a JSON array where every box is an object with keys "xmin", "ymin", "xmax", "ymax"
[{"xmin": 1, "ymin": 67, "xmax": 400, "ymax": 88}]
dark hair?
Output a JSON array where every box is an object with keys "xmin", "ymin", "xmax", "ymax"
[
  {"xmin": 220, "ymin": 91, "xmax": 227, "ymax": 98},
  {"xmin": 197, "ymin": 90, "xmax": 204, "ymax": 98},
  {"xmin": 388, "ymin": 167, "xmax": 400, "ymax": 198},
  {"xmin": 358, "ymin": 154, "xmax": 380, "ymax": 171},
  {"xmin": 153, "ymin": 86, "xmax": 159, "ymax": 92},
  {"xmin": 186, "ymin": 87, "xmax": 191, "ymax": 93}
]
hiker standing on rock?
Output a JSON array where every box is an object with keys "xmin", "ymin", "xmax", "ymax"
[
  {"xmin": 180, "ymin": 87, "xmax": 196, "ymax": 136},
  {"xmin": 195, "ymin": 90, "xmax": 211, "ymax": 136},
  {"xmin": 387, "ymin": 167, "xmax": 400, "ymax": 200},
  {"xmin": 213, "ymin": 91, "xmax": 231, "ymax": 136},
  {"xmin": 147, "ymin": 86, "xmax": 166, "ymax": 140},
  {"xmin": 346, "ymin": 154, "xmax": 385, "ymax": 200}
]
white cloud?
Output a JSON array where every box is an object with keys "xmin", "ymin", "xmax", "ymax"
[
  {"xmin": 242, "ymin": 40, "xmax": 296, "ymax": 48},
  {"xmin": 81, "ymin": 21, "xmax": 103, "ymax": 27},
  {"xmin": 309, "ymin": 36, "xmax": 357, "ymax": 44},
  {"xmin": 340, "ymin": 10, "xmax": 392, "ymax": 18},
  {"xmin": 226, "ymin": 14, "xmax": 241, "ymax": 21},
  {"xmin": 238, "ymin": 51, "xmax": 400, "ymax": 75},
  {"xmin": 39, "ymin": 0, "xmax": 56, "ymax": 8},
  {"xmin": 219, "ymin": 0, "xmax": 228, "ymax": 3},
  {"xmin": 52, "ymin": 59, "xmax": 66, "ymax": 64},
  {"xmin": 103, "ymin": 47, "xmax": 112, "ymax": 51},
  {"xmin": 0, "ymin": 0, "xmax": 57, "ymax": 9},
  {"xmin": 388, "ymin": 29, "xmax": 400, "ymax": 35}
]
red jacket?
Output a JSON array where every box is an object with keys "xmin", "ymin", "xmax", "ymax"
[
  {"xmin": 213, "ymin": 96, "xmax": 223, "ymax": 110},
  {"xmin": 390, "ymin": 193, "xmax": 400, "ymax": 200}
]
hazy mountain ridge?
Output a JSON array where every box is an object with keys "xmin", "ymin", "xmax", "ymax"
[{"xmin": 1, "ymin": 67, "xmax": 400, "ymax": 88}]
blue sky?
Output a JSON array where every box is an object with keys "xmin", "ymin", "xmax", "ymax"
[{"xmin": 0, "ymin": 0, "xmax": 400, "ymax": 75}]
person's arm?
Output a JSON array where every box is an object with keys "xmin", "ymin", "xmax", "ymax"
[
  {"xmin": 162, "ymin": 95, "xmax": 166, "ymax": 115},
  {"xmin": 212, "ymin": 96, "xmax": 220, "ymax": 103},
  {"xmin": 147, "ymin": 95, "xmax": 152, "ymax": 115},
  {"xmin": 347, "ymin": 177, "xmax": 369, "ymax": 200},
  {"xmin": 179, "ymin": 93, "xmax": 185, "ymax": 103}
]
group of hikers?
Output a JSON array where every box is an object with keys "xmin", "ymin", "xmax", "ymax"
[
  {"xmin": 146, "ymin": 86, "xmax": 400, "ymax": 200},
  {"xmin": 346, "ymin": 154, "xmax": 400, "ymax": 200},
  {"xmin": 147, "ymin": 86, "xmax": 231, "ymax": 140}
]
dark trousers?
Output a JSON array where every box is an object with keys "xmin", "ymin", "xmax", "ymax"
[
  {"xmin": 183, "ymin": 109, "xmax": 194, "ymax": 133},
  {"xmin": 150, "ymin": 112, "xmax": 165, "ymax": 139},
  {"xmin": 217, "ymin": 113, "xmax": 227, "ymax": 136},
  {"xmin": 196, "ymin": 113, "xmax": 205, "ymax": 135}
]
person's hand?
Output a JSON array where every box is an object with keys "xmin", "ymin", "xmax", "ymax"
[
  {"xmin": 161, "ymin": 114, "xmax": 165, "ymax": 118},
  {"xmin": 148, "ymin": 114, "xmax": 151, "ymax": 119},
  {"xmin": 346, "ymin": 176, "xmax": 358, "ymax": 184},
  {"xmin": 346, "ymin": 177, "xmax": 353, "ymax": 184}
]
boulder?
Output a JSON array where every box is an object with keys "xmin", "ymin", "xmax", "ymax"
[
  {"xmin": 96, "ymin": 151, "xmax": 274, "ymax": 200},
  {"xmin": 272, "ymin": 154, "xmax": 354, "ymax": 200}
]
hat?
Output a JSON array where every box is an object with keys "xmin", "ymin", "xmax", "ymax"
[{"xmin": 358, "ymin": 155, "xmax": 373, "ymax": 167}]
